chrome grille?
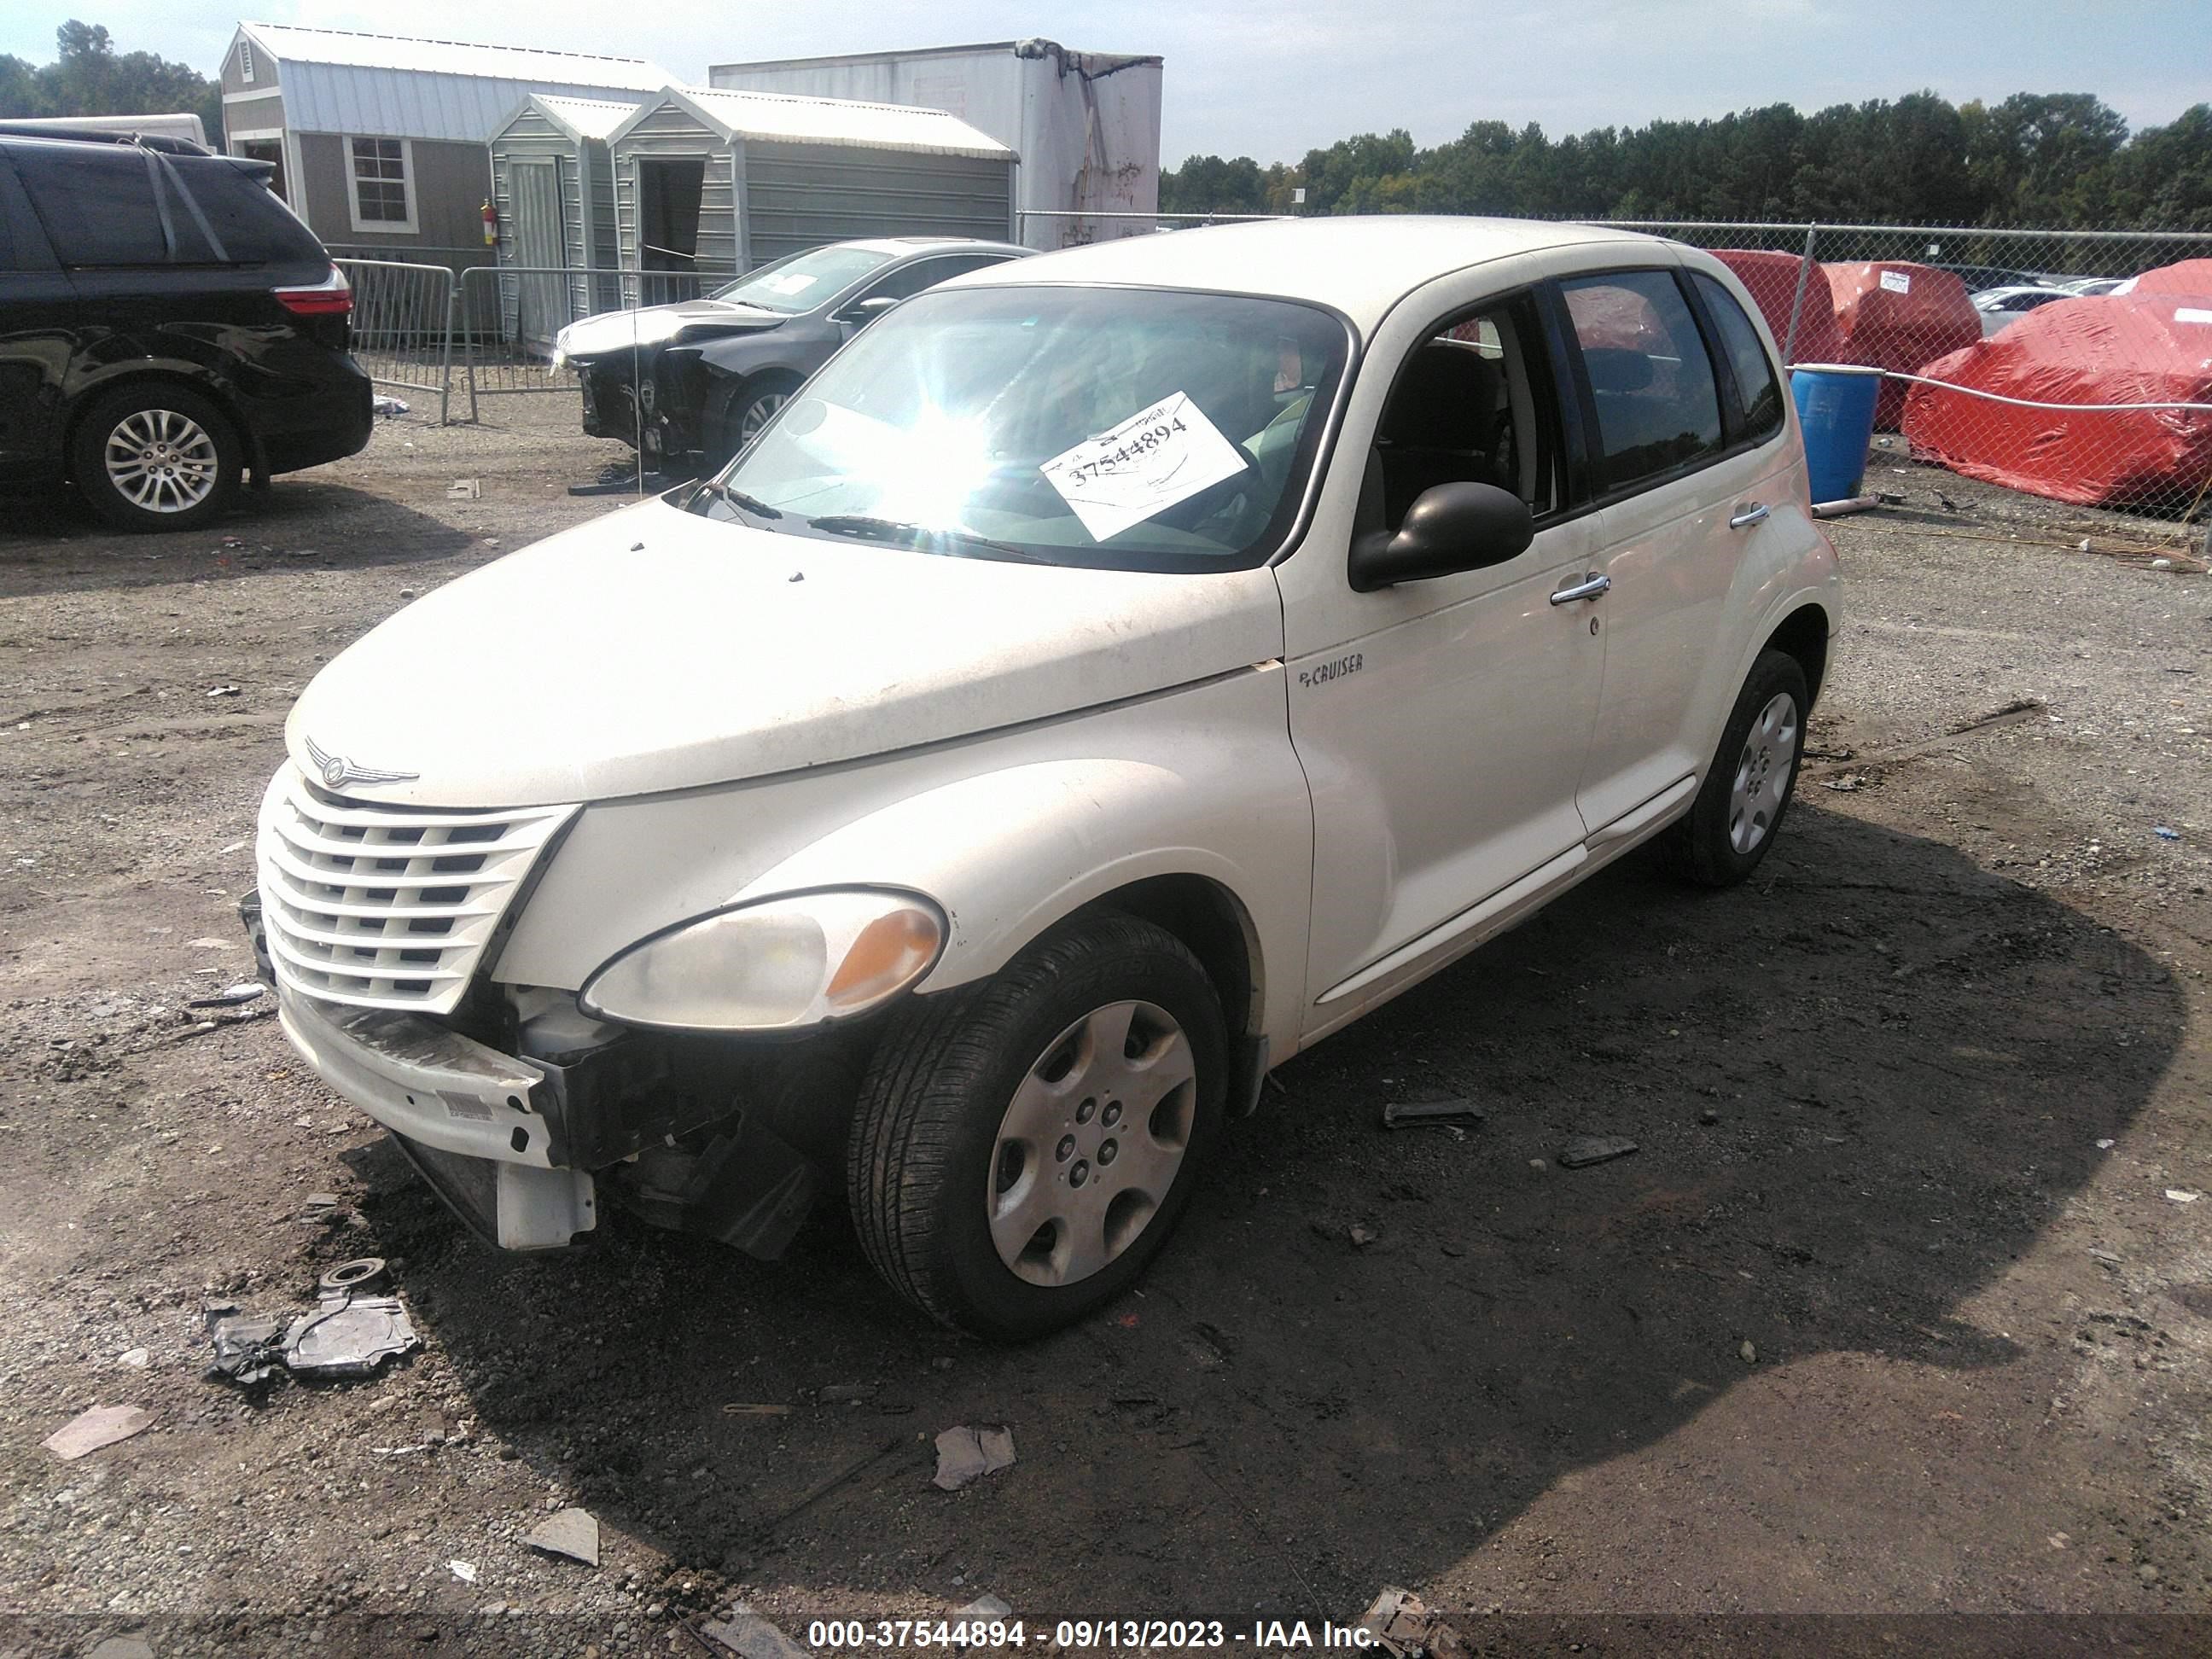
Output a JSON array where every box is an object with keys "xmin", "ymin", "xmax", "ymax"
[{"xmin": 257, "ymin": 765, "xmax": 576, "ymax": 1013}]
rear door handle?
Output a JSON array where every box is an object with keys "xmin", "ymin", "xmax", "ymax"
[
  {"xmin": 1729, "ymin": 504, "xmax": 1771, "ymax": 529},
  {"xmin": 1549, "ymin": 573, "xmax": 1610, "ymax": 605}
]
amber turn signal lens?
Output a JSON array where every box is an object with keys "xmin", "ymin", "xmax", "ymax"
[{"xmin": 824, "ymin": 905, "xmax": 942, "ymax": 1013}]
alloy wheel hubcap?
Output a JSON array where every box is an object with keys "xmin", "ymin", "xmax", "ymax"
[
  {"xmin": 106, "ymin": 409, "xmax": 218, "ymax": 513},
  {"xmin": 1728, "ymin": 691, "xmax": 1801, "ymax": 853},
  {"xmin": 739, "ymin": 393, "xmax": 787, "ymax": 443},
  {"xmin": 987, "ymin": 999, "xmax": 1196, "ymax": 1288}
]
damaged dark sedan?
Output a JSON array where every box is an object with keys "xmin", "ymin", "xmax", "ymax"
[{"xmin": 556, "ymin": 236, "xmax": 1031, "ymax": 474}]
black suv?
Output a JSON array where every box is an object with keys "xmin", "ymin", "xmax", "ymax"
[{"xmin": 0, "ymin": 131, "xmax": 372, "ymax": 533}]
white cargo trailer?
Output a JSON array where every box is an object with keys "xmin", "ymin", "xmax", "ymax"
[{"xmin": 707, "ymin": 38, "xmax": 1161, "ymax": 252}]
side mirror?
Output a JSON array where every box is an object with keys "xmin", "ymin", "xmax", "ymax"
[
  {"xmin": 1348, "ymin": 481, "xmax": 1534, "ymax": 592},
  {"xmin": 833, "ymin": 295, "xmax": 900, "ymax": 326}
]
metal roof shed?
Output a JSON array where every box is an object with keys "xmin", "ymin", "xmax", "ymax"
[
  {"xmin": 221, "ymin": 23, "xmax": 671, "ymax": 267},
  {"xmin": 604, "ymin": 85, "xmax": 1016, "ymax": 287},
  {"xmin": 490, "ymin": 94, "xmax": 641, "ymax": 341}
]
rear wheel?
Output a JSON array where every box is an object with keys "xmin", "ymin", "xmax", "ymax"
[
  {"xmin": 71, "ymin": 383, "xmax": 240, "ymax": 533},
  {"xmin": 846, "ymin": 913, "xmax": 1227, "ymax": 1337},
  {"xmin": 1656, "ymin": 647, "xmax": 1809, "ymax": 888}
]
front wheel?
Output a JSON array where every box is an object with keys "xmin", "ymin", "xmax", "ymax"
[
  {"xmin": 710, "ymin": 373, "xmax": 801, "ymax": 467},
  {"xmin": 846, "ymin": 913, "xmax": 1227, "ymax": 1338},
  {"xmin": 71, "ymin": 383, "xmax": 241, "ymax": 533},
  {"xmin": 1656, "ymin": 647, "xmax": 1809, "ymax": 888}
]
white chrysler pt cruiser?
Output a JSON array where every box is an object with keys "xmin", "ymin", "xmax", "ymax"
[{"xmin": 250, "ymin": 217, "xmax": 1841, "ymax": 1337}]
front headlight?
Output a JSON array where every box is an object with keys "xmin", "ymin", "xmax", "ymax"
[{"xmin": 578, "ymin": 889, "xmax": 946, "ymax": 1033}]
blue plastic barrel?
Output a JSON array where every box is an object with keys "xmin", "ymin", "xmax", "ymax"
[{"xmin": 1789, "ymin": 365, "xmax": 1883, "ymax": 504}]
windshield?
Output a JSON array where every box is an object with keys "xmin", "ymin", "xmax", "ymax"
[
  {"xmin": 716, "ymin": 285, "xmax": 1350, "ymax": 570},
  {"xmin": 709, "ymin": 245, "xmax": 896, "ymax": 313}
]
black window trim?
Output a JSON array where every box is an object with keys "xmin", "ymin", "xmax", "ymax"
[
  {"xmin": 1544, "ymin": 261, "xmax": 1785, "ymax": 514},
  {"xmin": 1680, "ymin": 268, "xmax": 1785, "ymax": 451}
]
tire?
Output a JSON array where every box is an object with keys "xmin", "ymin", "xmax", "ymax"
[
  {"xmin": 712, "ymin": 373, "xmax": 801, "ymax": 468},
  {"xmin": 847, "ymin": 912, "xmax": 1228, "ymax": 1338},
  {"xmin": 70, "ymin": 383, "xmax": 241, "ymax": 533},
  {"xmin": 1656, "ymin": 647, "xmax": 1810, "ymax": 888}
]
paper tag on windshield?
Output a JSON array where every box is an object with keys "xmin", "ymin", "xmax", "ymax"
[
  {"xmin": 1879, "ymin": 270, "xmax": 1912, "ymax": 294},
  {"xmin": 765, "ymin": 273, "xmax": 818, "ymax": 295},
  {"xmin": 1039, "ymin": 393, "xmax": 1249, "ymax": 543}
]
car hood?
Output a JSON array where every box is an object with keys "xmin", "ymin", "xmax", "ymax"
[
  {"xmin": 286, "ymin": 498, "xmax": 1287, "ymax": 809},
  {"xmin": 559, "ymin": 300, "xmax": 783, "ymax": 359}
]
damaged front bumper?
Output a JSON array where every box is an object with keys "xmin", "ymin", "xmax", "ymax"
[
  {"xmin": 252, "ymin": 890, "xmax": 835, "ymax": 1260},
  {"xmin": 277, "ymin": 988, "xmax": 597, "ymax": 1251}
]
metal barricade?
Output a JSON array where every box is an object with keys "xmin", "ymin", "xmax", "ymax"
[
  {"xmin": 457, "ymin": 265, "xmax": 585, "ymax": 422},
  {"xmin": 335, "ymin": 259, "xmax": 456, "ymax": 426}
]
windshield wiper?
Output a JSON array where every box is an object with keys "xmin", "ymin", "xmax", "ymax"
[
  {"xmin": 806, "ymin": 515, "xmax": 1045, "ymax": 564},
  {"xmin": 688, "ymin": 479, "xmax": 783, "ymax": 521}
]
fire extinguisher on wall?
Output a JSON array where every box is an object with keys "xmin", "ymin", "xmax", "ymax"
[{"xmin": 481, "ymin": 200, "xmax": 498, "ymax": 247}]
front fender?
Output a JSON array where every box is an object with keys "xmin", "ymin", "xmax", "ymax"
[{"xmin": 494, "ymin": 667, "xmax": 1315, "ymax": 1052}]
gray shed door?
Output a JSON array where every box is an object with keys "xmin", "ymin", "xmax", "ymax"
[
  {"xmin": 744, "ymin": 143, "xmax": 1011, "ymax": 265},
  {"xmin": 512, "ymin": 158, "xmax": 568, "ymax": 351}
]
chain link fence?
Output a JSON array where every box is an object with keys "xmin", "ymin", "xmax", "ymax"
[{"xmin": 1591, "ymin": 221, "xmax": 2212, "ymax": 529}]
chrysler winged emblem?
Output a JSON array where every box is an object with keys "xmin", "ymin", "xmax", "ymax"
[{"xmin": 304, "ymin": 736, "xmax": 418, "ymax": 791}]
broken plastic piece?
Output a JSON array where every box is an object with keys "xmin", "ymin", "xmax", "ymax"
[
  {"xmin": 187, "ymin": 982, "xmax": 266, "ymax": 1010},
  {"xmin": 525, "ymin": 1506, "xmax": 601, "ymax": 1566},
  {"xmin": 1381, "ymin": 1097, "xmax": 1486, "ymax": 1130},
  {"xmin": 206, "ymin": 1307, "xmax": 288, "ymax": 1386},
  {"xmin": 1558, "ymin": 1134, "xmax": 1639, "ymax": 1168},
  {"xmin": 932, "ymin": 1423, "xmax": 1016, "ymax": 1491},
  {"xmin": 701, "ymin": 1604, "xmax": 811, "ymax": 1659},
  {"xmin": 43, "ymin": 1404, "xmax": 152, "ymax": 1461}
]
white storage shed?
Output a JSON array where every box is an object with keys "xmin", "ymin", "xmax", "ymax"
[
  {"xmin": 604, "ymin": 86, "xmax": 1018, "ymax": 289},
  {"xmin": 707, "ymin": 39, "xmax": 1162, "ymax": 251},
  {"xmin": 489, "ymin": 94, "xmax": 643, "ymax": 346}
]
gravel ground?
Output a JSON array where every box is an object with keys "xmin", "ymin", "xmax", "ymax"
[{"xmin": 2, "ymin": 406, "xmax": 2209, "ymax": 1657}]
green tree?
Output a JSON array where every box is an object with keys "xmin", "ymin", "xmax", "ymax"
[{"xmin": 0, "ymin": 20, "xmax": 223, "ymax": 146}]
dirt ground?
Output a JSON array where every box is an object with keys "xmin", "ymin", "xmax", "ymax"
[{"xmin": 2, "ymin": 399, "xmax": 2209, "ymax": 1657}]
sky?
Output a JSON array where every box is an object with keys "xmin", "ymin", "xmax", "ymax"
[{"xmin": 7, "ymin": 0, "xmax": 2212, "ymax": 165}]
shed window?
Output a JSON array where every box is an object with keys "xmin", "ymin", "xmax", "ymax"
[
  {"xmin": 347, "ymin": 137, "xmax": 416, "ymax": 234},
  {"xmin": 238, "ymin": 42, "xmax": 255, "ymax": 84}
]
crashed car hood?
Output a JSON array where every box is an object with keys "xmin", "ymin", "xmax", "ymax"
[
  {"xmin": 287, "ymin": 498, "xmax": 1287, "ymax": 809},
  {"xmin": 559, "ymin": 300, "xmax": 780, "ymax": 359}
]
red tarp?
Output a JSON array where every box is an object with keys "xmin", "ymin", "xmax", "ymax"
[
  {"xmin": 2121, "ymin": 259, "xmax": 2212, "ymax": 297},
  {"xmin": 1901, "ymin": 294, "xmax": 2212, "ymax": 509},
  {"xmin": 1824, "ymin": 262, "xmax": 1982, "ymax": 428},
  {"xmin": 1711, "ymin": 249, "xmax": 1843, "ymax": 364}
]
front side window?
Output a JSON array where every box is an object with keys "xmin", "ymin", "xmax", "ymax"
[
  {"xmin": 719, "ymin": 284, "xmax": 1351, "ymax": 571},
  {"xmin": 348, "ymin": 137, "xmax": 412, "ymax": 231},
  {"xmin": 1561, "ymin": 269, "xmax": 1724, "ymax": 494},
  {"xmin": 1691, "ymin": 273, "xmax": 1784, "ymax": 443},
  {"xmin": 1373, "ymin": 298, "xmax": 1557, "ymax": 531}
]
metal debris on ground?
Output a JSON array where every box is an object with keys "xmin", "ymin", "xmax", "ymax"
[
  {"xmin": 446, "ymin": 478, "xmax": 481, "ymax": 498},
  {"xmin": 186, "ymin": 982, "xmax": 265, "ymax": 1010},
  {"xmin": 2167, "ymin": 1189, "xmax": 2202, "ymax": 1203},
  {"xmin": 932, "ymin": 1424, "xmax": 1016, "ymax": 1492},
  {"xmin": 206, "ymin": 684, "xmax": 241, "ymax": 698},
  {"xmin": 1558, "ymin": 1134, "xmax": 1639, "ymax": 1168},
  {"xmin": 1357, "ymin": 1586, "xmax": 1470, "ymax": 1659},
  {"xmin": 700, "ymin": 1603, "xmax": 812, "ymax": 1659},
  {"xmin": 42, "ymin": 1404, "xmax": 152, "ymax": 1460},
  {"xmin": 448, "ymin": 1560, "xmax": 478, "ymax": 1584},
  {"xmin": 524, "ymin": 1506, "xmax": 601, "ymax": 1566},
  {"xmin": 1380, "ymin": 1097, "xmax": 1487, "ymax": 1131},
  {"xmin": 206, "ymin": 1257, "xmax": 419, "ymax": 1387}
]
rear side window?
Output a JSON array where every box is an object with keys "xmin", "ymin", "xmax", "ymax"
[
  {"xmin": 13, "ymin": 143, "xmax": 167, "ymax": 266},
  {"xmin": 176, "ymin": 160, "xmax": 324, "ymax": 265},
  {"xmin": 1691, "ymin": 273, "xmax": 1784, "ymax": 442},
  {"xmin": 1560, "ymin": 270, "xmax": 1724, "ymax": 494}
]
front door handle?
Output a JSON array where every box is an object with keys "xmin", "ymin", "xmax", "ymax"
[
  {"xmin": 1729, "ymin": 504, "xmax": 1771, "ymax": 529},
  {"xmin": 1549, "ymin": 573, "xmax": 1610, "ymax": 605}
]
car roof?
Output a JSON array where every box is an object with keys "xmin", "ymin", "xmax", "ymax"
[
  {"xmin": 950, "ymin": 215, "xmax": 1665, "ymax": 329},
  {"xmin": 843, "ymin": 236, "xmax": 1032, "ymax": 258}
]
